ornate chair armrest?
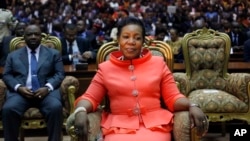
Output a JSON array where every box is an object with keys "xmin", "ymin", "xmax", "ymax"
[
  {"xmin": 173, "ymin": 111, "xmax": 208, "ymax": 141},
  {"xmin": 60, "ymin": 76, "xmax": 80, "ymax": 114},
  {"xmin": 173, "ymin": 73, "xmax": 191, "ymax": 96},
  {"xmin": 225, "ymin": 73, "xmax": 250, "ymax": 104},
  {"xmin": 173, "ymin": 111, "xmax": 191, "ymax": 141},
  {"xmin": 66, "ymin": 109, "xmax": 102, "ymax": 141},
  {"xmin": 0, "ymin": 79, "xmax": 7, "ymax": 111}
]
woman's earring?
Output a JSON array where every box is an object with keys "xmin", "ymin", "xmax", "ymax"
[{"xmin": 118, "ymin": 44, "xmax": 120, "ymax": 50}]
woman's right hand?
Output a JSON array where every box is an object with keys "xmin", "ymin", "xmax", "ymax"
[{"xmin": 74, "ymin": 111, "xmax": 89, "ymax": 141}]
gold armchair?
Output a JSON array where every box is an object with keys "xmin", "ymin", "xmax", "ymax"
[
  {"xmin": 0, "ymin": 33, "xmax": 79, "ymax": 141},
  {"xmin": 66, "ymin": 38, "xmax": 206, "ymax": 141},
  {"xmin": 9, "ymin": 33, "xmax": 62, "ymax": 52},
  {"xmin": 173, "ymin": 28, "xmax": 250, "ymax": 135}
]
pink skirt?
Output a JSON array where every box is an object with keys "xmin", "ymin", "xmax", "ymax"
[{"xmin": 103, "ymin": 124, "xmax": 171, "ymax": 141}]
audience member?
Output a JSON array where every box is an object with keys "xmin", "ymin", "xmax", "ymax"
[
  {"xmin": 0, "ymin": 21, "xmax": 27, "ymax": 66},
  {"xmin": 76, "ymin": 19, "xmax": 87, "ymax": 39},
  {"xmin": 60, "ymin": 23, "xmax": 95, "ymax": 65},
  {"xmin": 0, "ymin": 8, "xmax": 16, "ymax": 44},
  {"xmin": 166, "ymin": 28, "xmax": 183, "ymax": 63},
  {"xmin": 85, "ymin": 19, "xmax": 106, "ymax": 49},
  {"xmin": 2, "ymin": 24, "xmax": 65, "ymax": 141},
  {"xmin": 154, "ymin": 22, "xmax": 169, "ymax": 41},
  {"xmin": 50, "ymin": 19, "xmax": 64, "ymax": 38},
  {"xmin": 243, "ymin": 39, "xmax": 250, "ymax": 62},
  {"xmin": 227, "ymin": 21, "xmax": 247, "ymax": 51}
]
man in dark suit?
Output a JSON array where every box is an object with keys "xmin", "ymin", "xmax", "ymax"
[
  {"xmin": 2, "ymin": 24, "xmax": 65, "ymax": 141},
  {"xmin": 227, "ymin": 21, "xmax": 247, "ymax": 50},
  {"xmin": 50, "ymin": 19, "xmax": 64, "ymax": 39},
  {"xmin": 244, "ymin": 39, "xmax": 250, "ymax": 62},
  {"xmin": 0, "ymin": 21, "xmax": 27, "ymax": 66},
  {"xmin": 60, "ymin": 23, "xmax": 96, "ymax": 65}
]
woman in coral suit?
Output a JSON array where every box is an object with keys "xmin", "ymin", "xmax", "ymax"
[{"xmin": 73, "ymin": 16, "xmax": 208, "ymax": 141}]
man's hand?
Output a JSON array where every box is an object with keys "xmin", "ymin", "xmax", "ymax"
[
  {"xmin": 17, "ymin": 86, "xmax": 34, "ymax": 99},
  {"xmin": 33, "ymin": 87, "xmax": 50, "ymax": 99},
  {"xmin": 82, "ymin": 51, "xmax": 92, "ymax": 60}
]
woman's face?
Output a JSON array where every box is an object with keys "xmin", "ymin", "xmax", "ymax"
[{"xmin": 117, "ymin": 24, "xmax": 143, "ymax": 60}]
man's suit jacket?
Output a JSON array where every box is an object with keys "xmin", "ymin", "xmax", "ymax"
[
  {"xmin": 60, "ymin": 37, "xmax": 96, "ymax": 65},
  {"xmin": 50, "ymin": 30, "xmax": 63, "ymax": 39},
  {"xmin": 3, "ymin": 45, "xmax": 65, "ymax": 92},
  {"xmin": 227, "ymin": 31, "xmax": 247, "ymax": 47},
  {"xmin": 244, "ymin": 39, "xmax": 250, "ymax": 62}
]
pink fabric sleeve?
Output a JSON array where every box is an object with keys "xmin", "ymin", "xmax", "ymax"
[
  {"xmin": 160, "ymin": 61, "xmax": 186, "ymax": 112},
  {"xmin": 74, "ymin": 68, "xmax": 107, "ymax": 111}
]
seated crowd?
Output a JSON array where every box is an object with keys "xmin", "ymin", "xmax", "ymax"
[{"xmin": 0, "ymin": 0, "xmax": 250, "ymax": 65}]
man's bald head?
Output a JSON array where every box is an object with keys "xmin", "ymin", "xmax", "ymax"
[{"xmin": 24, "ymin": 24, "xmax": 42, "ymax": 50}]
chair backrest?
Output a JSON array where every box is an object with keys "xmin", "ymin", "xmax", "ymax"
[
  {"xmin": 182, "ymin": 28, "xmax": 231, "ymax": 89},
  {"xmin": 9, "ymin": 33, "xmax": 62, "ymax": 52},
  {"xmin": 96, "ymin": 37, "xmax": 174, "ymax": 71}
]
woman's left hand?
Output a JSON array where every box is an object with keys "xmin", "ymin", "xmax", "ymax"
[{"xmin": 189, "ymin": 106, "xmax": 209, "ymax": 137}]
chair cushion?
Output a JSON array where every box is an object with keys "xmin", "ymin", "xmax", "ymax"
[
  {"xmin": 188, "ymin": 89, "xmax": 248, "ymax": 113},
  {"xmin": 190, "ymin": 70, "xmax": 226, "ymax": 90},
  {"xmin": 23, "ymin": 108, "xmax": 43, "ymax": 119},
  {"xmin": 23, "ymin": 107, "xmax": 69, "ymax": 119},
  {"xmin": 188, "ymin": 36, "xmax": 226, "ymax": 74},
  {"xmin": 0, "ymin": 80, "xmax": 7, "ymax": 111}
]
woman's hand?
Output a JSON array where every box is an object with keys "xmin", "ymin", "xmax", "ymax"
[
  {"xmin": 189, "ymin": 106, "xmax": 209, "ymax": 137},
  {"xmin": 74, "ymin": 111, "xmax": 89, "ymax": 141}
]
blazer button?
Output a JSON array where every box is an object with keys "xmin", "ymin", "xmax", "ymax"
[
  {"xmin": 130, "ymin": 75, "xmax": 136, "ymax": 81},
  {"xmin": 132, "ymin": 89, "xmax": 138, "ymax": 96}
]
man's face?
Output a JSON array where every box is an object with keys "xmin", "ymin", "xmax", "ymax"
[
  {"xmin": 15, "ymin": 23, "xmax": 27, "ymax": 37},
  {"xmin": 64, "ymin": 28, "xmax": 77, "ymax": 43},
  {"xmin": 24, "ymin": 25, "xmax": 42, "ymax": 50},
  {"xmin": 76, "ymin": 20, "xmax": 85, "ymax": 32}
]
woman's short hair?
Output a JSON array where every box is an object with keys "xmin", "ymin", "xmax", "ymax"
[{"xmin": 116, "ymin": 16, "xmax": 146, "ymax": 42}]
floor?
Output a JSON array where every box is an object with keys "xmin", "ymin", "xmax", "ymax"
[
  {"xmin": 0, "ymin": 136, "xmax": 71, "ymax": 141},
  {"xmin": 0, "ymin": 134, "xmax": 229, "ymax": 141},
  {"xmin": 202, "ymin": 133, "xmax": 229, "ymax": 141},
  {"xmin": 0, "ymin": 121, "xmax": 240, "ymax": 141},
  {"xmin": 0, "ymin": 130, "xmax": 229, "ymax": 141}
]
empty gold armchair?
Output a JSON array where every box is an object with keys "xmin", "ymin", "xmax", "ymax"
[{"xmin": 173, "ymin": 28, "xmax": 250, "ymax": 134}]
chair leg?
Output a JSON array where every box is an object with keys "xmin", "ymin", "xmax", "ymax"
[
  {"xmin": 19, "ymin": 128, "xmax": 24, "ymax": 141},
  {"xmin": 61, "ymin": 130, "xmax": 63, "ymax": 141},
  {"xmin": 191, "ymin": 127, "xmax": 201, "ymax": 141},
  {"xmin": 221, "ymin": 121, "xmax": 226, "ymax": 137}
]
